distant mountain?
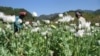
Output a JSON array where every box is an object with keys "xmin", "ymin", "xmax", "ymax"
[
  {"xmin": 83, "ymin": 10, "xmax": 94, "ymax": 13},
  {"xmin": 37, "ymin": 13, "xmax": 59, "ymax": 20}
]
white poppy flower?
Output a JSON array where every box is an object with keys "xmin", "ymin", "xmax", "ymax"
[
  {"xmin": 0, "ymin": 12, "xmax": 5, "ymax": 18},
  {"xmin": 32, "ymin": 12, "xmax": 38, "ymax": 17},
  {"xmin": 70, "ymin": 24, "xmax": 76, "ymax": 26},
  {"xmin": 32, "ymin": 22, "xmax": 38, "ymax": 26},
  {"xmin": 58, "ymin": 15, "xmax": 74, "ymax": 22},
  {"xmin": 85, "ymin": 22, "xmax": 91, "ymax": 31},
  {"xmin": 42, "ymin": 20, "xmax": 50, "ymax": 24},
  {"xmin": 6, "ymin": 24, "xmax": 11, "ymax": 29},
  {"xmin": 25, "ymin": 21, "xmax": 30, "ymax": 25},
  {"xmin": 36, "ymin": 20, "xmax": 41, "ymax": 25},
  {"xmin": 2, "ymin": 15, "xmax": 15, "ymax": 23},
  {"xmin": 58, "ymin": 13, "xmax": 63, "ymax": 17},
  {"xmin": 95, "ymin": 23, "xmax": 99, "ymax": 26},
  {"xmin": 70, "ymin": 28, "xmax": 76, "ymax": 33},
  {"xmin": 41, "ymin": 31, "xmax": 48, "ymax": 36},
  {"xmin": 31, "ymin": 27, "xmax": 40, "ymax": 32},
  {"xmin": 74, "ymin": 29, "xmax": 85, "ymax": 37}
]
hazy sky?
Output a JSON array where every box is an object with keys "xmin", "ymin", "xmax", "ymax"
[{"xmin": 0, "ymin": 0, "xmax": 100, "ymax": 15}]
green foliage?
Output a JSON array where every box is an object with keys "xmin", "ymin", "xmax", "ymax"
[{"xmin": 0, "ymin": 23, "xmax": 100, "ymax": 56}]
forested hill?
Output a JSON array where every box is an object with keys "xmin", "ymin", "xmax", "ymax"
[
  {"xmin": 0, "ymin": 6, "xmax": 33, "ymax": 21},
  {"xmin": 0, "ymin": 6, "xmax": 100, "ymax": 23}
]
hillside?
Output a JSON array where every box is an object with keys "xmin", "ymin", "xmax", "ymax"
[
  {"xmin": 0, "ymin": 6, "xmax": 33, "ymax": 21},
  {"xmin": 0, "ymin": 6, "xmax": 100, "ymax": 24}
]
